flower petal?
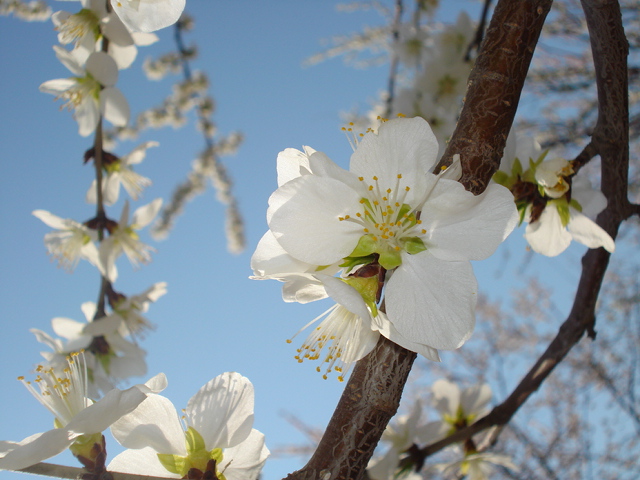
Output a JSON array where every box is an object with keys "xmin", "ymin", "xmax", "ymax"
[
  {"xmin": 110, "ymin": 0, "xmax": 185, "ymax": 33},
  {"xmin": 222, "ymin": 429, "xmax": 270, "ymax": 480},
  {"xmin": 187, "ymin": 373, "xmax": 255, "ymax": 450},
  {"xmin": 108, "ymin": 446, "xmax": 180, "ymax": 477},
  {"xmin": 524, "ymin": 206, "xmax": 572, "ymax": 257},
  {"xmin": 101, "ymin": 87, "xmax": 130, "ymax": 127},
  {"xmin": 110, "ymin": 394, "xmax": 186, "ymax": 455},
  {"xmin": 385, "ymin": 252, "xmax": 477, "ymax": 350},
  {"xmin": 424, "ymin": 182, "xmax": 518, "ymax": 261},
  {"xmin": 350, "ymin": 117, "xmax": 439, "ymax": 190},
  {"xmin": 86, "ymin": 51, "xmax": 119, "ymax": 87},
  {"xmin": 567, "ymin": 210, "xmax": 615, "ymax": 253},
  {"xmin": 276, "ymin": 147, "xmax": 314, "ymax": 186},
  {"xmin": 268, "ymin": 175, "xmax": 362, "ymax": 265},
  {"xmin": 0, "ymin": 429, "xmax": 76, "ymax": 471},
  {"xmin": 460, "ymin": 383, "xmax": 492, "ymax": 418}
]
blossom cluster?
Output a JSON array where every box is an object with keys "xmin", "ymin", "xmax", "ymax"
[
  {"xmin": 1, "ymin": 2, "xmax": 270, "ymax": 477},
  {"xmin": 367, "ymin": 379, "xmax": 517, "ymax": 480},
  {"xmin": 494, "ymin": 131, "xmax": 615, "ymax": 256}
]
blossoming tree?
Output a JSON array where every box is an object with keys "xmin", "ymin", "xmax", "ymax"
[{"xmin": 0, "ymin": 0, "xmax": 638, "ymax": 480}]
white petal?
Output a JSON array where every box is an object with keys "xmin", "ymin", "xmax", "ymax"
[
  {"xmin": 102, "ymin": 13, "xmax": 134, "ymax": 47},
  {"xmin": 276, "ymin": 147, "xmax": 313, "ymax": 186},
  {"xmin": 424, "ymin": 181, "xmax": 518, "ymax": 261},
  {"xmin": 108, "ymin": 447, "xmax": 180, "ymax": 477},
  {"xmin": 268, "ymin": 175, "xmax": 362, "ymax": 265},
  {"xmin": 66, "ymin": 383, "xmax": 148, "ymax": 434},
  {"xmin": 110, "ymin": 394, "xmax": 186, "ymax": 455},
  {"xmin": 567, "ymin": 210, "xmax": 615, "ymax": 253},
  {"xmin": 318, "ymin": 275, "xmax": 371, "ymax": 321},
  {"xmin": 385, "ymin": 253, "xmax": 477, "ymax": 350},
  {"xmin": 86, "ymin": 51, "xmax": 119, "ymax": 87},
  {"xmin": 132, "ymin": 198, "xmax": 162, "ymax": 228},
  {"xmin": 51, "ymin": 317, "xmax": 86, "ymax": 341},
  {"xmin": 110, "ymin": 0, "xmax": 186, "ymax": 33},
  {"xmin": 75, "ymin": 96, "xmax": 100, "ymax": 137},
  {"xmin": 524, "ymin": 206, "xmax": 572, "ymax": 257},
  {"xmin": 350, "ymin": 117, "xmax": 439, "ymax": 185},
  {"xmin": 0, "ymin": 429, "xmax": 76, "ymax": 470},
  {"xmin": 572, "ymin": 178, "xmax": 607, "ymax": 217},
  {"xmin": 101, "ymin": 87, "xmax": 130, "ymax": 127},
  {"xmin": 32, "ymin": 210, "xmax": 66, "ymax": 229},
  {"xmin": 308, "ymin": 151, "xmax": 365, "ymax": 195},
  {"xmin": 39, "ymin": 78, "xmax": 77, "ymax": 96},
  {"xmin": 222, "ymin": 429, "xmax": 269, "ymax": 480},
  {"xmin": 250, "ymin": 231, "xmax": 310, "ymax": 277},
  {"xmin": 108, "ymin": 42, "xmax": 138, "ymax": 70},
  {"xmin": 431, "ymin": 379, "xmax": 461, "ymax": 417},
  {"xmin": 460, "ymin": 383, "xmax": 492, "ymax": 418},
  {"xmin": 371, "ymin": 312, "xmax": 440, "ymax": 361},
  {"xmin": 132, "ymin": 32, "xmax": 159, "ymax": 46},
  {"xmin": 187, "ymin": 372, "xmax": 254, "ymax": 450},
  {"xmin": 281, "ymin": 275, "xmax": 328, "ymax": 303},
  {"xmin": 52, "ymin": 45, "xmax": 84, "ymax": 76}
]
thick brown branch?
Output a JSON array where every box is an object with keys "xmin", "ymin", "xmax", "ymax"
[
  {"xmin": 284, "ymin": 337, "xmax": 416, "ymax": 480},
  {"xmin": 439, "ymin": 0, "xmax": 554, "ymax": 194}
]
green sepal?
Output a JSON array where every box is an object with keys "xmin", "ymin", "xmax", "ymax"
[
  {"xmin": 348, "ymin": 233, "xmax": 378, "ymax": 258},
  {"xmin": 492, "ymin": 170, "xmax": 509, "ymax": 187},
  {"xmin": 516, "ymin": 202, "xmax": 529, "ymax": 226},
  {"xmin": 378, "ymin": 246, "xmax": 402, "ymax": 271},
  {"xmin": 537, "ymin": 184, "xmax": 547, "ymax": 198},
  {"xmin": 97, "ymin": 351, "xmax": 112, "ymax": 375},
  {"xmin": 315, "ymin": 264, "xmax": 332, "ymax": 272},
  {"xmin": 394, "ymin": 203, "xmax": 414, "ymax": 224},
  {"xmin": 344, "ymin": 276, "xmax": 379, "ymax": 317},
  {"xmin": 569, "ymin": 198, "xmax": 582, "ymax": 212},
  {"xmin": 339, "ymin": 254, "xmax": 377, "ymax": 271},
  {"xmin": 69, "ymin": 432, "xmax": 103, "ymax": 460},
  {"xmin": 553, "ymin": 198, "xmax": 571, "ymax": 227},
  {"xmin": 157, "ymin": 453, "xmax": 189, "ymax": 476},
  {"xmin": 512, "ymin": 157, "xmax": 523, "ymax": 177},
  {"xmin": 185, "ymin": 426, "xmax": 207, "ymax": 453},
  {"xmin": 403, "ymin": 236, "xmax": 427, "ymax": 255}
]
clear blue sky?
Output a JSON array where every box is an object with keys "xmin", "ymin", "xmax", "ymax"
[{"xmin": 0, "ymin": 2, "xmax": 591, "ymax": 479}]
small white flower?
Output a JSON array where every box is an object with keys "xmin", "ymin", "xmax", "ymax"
[
  {"xmin": 0, "ymin": 354, "xmax": 166, "ymax": 471},
  {"xmin": 109, "ymin": 372, "xmax": 269, "ymax": 480},
  {"xmin": 40, "ymin": 47, "xmax": 129, "ymax": 136},
  {"xmin": 431, "ymin": 379, "xmax": 492, "ymax": 434},
  {"xmin": 110, "ymin": 0, "xmax": 186, "ymax": 33},
  {"xmin": 32, "ymin": 209, "xmax": 100, "ymax": 272},
  {"xmin": 86, "ymin": 141, "xmax": 157, "ymax": 205},
  {"xmin": 99, "ymin": 199, "xmax": 162, "ymax": 282},
  {"xmin": 110, "ymin": 282, "xmax": 167, "ymax": 337},
  {"xmin": 495, "ymin": 130, "xmax": 615, "ymax": 257}
]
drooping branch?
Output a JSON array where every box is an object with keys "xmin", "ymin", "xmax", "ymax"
[
  {"xmin": 283, "ymin": 2, "xmax": 554, "ymax": 479},
  {"xmin": 401, "ymin": 0, "xmax": 631, "ymax": 468}
]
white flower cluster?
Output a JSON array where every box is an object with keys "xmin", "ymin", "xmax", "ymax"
[
  {"xmin": 0, "ymin": 0, "xmax": 51, "ymax": 21},
  {"xmin": 494, "ymin": 130, "xmax": 615, "ymax": 257},
  {"xmin": 368, "ymin": 379, "xmax": 517, "ymax": 480},
  {"xmin": 344, "ymin": 9, "xmax": 475, "ymax": 156}
]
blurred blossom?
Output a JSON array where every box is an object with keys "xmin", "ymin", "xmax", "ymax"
[{"xmin": 40, "ymin": 47, "xmax": 129, "ymax": 136}]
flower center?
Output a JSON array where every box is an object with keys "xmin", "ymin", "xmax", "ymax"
[{"xmin": 339, "ymin": 174, "xmax": 428, "ymax": 270}]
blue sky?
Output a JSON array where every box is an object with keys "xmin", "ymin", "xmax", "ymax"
[{"xmin": 0, "ymin": 2, "xmax": 596, "ymax": 479}]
